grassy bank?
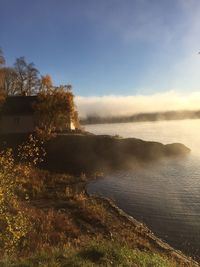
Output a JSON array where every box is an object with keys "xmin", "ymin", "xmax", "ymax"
[{"xmin": 0, "ymin": 166, "xmax": 197, "ymax": 266}]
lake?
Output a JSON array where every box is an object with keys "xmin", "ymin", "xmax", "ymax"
[{"xmin": 85, "ymin": 119, "xmax": 200, "ymax": 260}]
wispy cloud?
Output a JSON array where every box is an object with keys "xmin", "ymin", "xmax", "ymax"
[
  {"xmin": 86, "ymin": 0, "xmax": 179, "ymax": 45},
  {"xmin": 76, "ymin": 91, "xmax": 200, "ymax": 118},
  {"xmin": 85, "ymin": 0, "xmax": 200, "ymax": 90}
]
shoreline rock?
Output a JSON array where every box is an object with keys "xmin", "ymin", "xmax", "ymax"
[
  {"xmin": 45, "ymin": 134, "xmax": 190, "ymax": 173},
  {"xmin": 0, "ymin": 133, "xmax": 190, "ymax": 174}
]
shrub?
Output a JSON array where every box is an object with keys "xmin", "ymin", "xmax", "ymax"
[
  {"xmin": 0, "ymin": 148, "xmax": 30, "ymax": 255},
  {"xmin": 17, "ymin": 134, "xmax": 46, "ymax": 166},
  {"xmin": 0, "ymin": 134, "xmax": 46, "ymax": 255}
]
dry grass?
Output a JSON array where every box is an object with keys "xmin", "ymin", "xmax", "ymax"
[
  {"xmin": 0, "ymin": 165, "xmax": 196, "ymax": 266},
  {"xmin": 24, "ymin": 208, "xmax": 80, "ymax": 253}
]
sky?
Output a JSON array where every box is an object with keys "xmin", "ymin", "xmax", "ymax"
[{"xmin": 1, "ymin": 0, "xmax": 200, "ymax": 116}]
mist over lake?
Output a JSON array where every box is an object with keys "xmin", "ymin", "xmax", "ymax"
[{"xmin": 86, "ymin": 119, "xmax": 200, "ymax": 260}]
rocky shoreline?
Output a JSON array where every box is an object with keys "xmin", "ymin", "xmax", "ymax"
[
  {"xmin": 87, "ymin": 194, "xmax": 199, "ymax": 266},
  {"xmin": 0, "ymin": 133, "xmax": 190, "ymax": 174},
  {"xmin": 45, "ymin": 133, "xmax": 191, "ymax": 173}
]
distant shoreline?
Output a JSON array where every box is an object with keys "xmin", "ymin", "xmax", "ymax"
[{"xmin": 80, "ymin": 110, "xmax": 200, "ymax": 125}]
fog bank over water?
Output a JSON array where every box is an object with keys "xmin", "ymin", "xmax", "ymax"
[{"xmin": 76, "ymin": 91, "xmax": 200, "ymax": 118}]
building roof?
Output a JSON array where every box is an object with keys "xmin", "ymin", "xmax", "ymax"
[{"xmin": 1, "ymin": 96, "xmax": 37, "ymax": 115}]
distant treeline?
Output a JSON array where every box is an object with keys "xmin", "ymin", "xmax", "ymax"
[{"xmin": 80, "ymin": 110, "xmax": 200, "ymax": 125}]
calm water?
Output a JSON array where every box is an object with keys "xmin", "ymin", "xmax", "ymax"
[{"xmin": 86, "ymin": 119, "xmax": 200, "ymax": 260}]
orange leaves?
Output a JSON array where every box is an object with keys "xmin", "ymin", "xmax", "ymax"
[
  {"xmin": 40, "ymin": 74, "xmax": 53, "ymax": 91},
  {"xmin": 33, "ymin": 85, "xmax": 78, "ymax": 139}
]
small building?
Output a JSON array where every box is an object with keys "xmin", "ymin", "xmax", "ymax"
[{"xmin": 0, "ymin": 96, "xmax": 75, "ymax": 134}]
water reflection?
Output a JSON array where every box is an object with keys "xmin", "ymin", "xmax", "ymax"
[{"xmin": 86, "ymin": 120, "xmax": 200, "ymax": 259}]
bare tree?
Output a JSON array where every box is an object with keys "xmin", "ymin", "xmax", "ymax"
[
  {"xmin": 26, "ymin": 62, "xmax": 40, "ymax": 95},
  {"xmin": 0, "ymin": 67, "xmax": 18, "ymax": 95},
  {"xmin": 14, "ymin": 57, "xmax": 28, "ymax": 94},
  {"xmin": 0, "ymin": 48, "xmax": 6, "ymax": 106},
  {"xmin": 14, "ymin": 57, "xmax": 40, "ymax": 95},
  {"xmin": 0, "ymin": 48, "xmax": 5, "ymax": 66}
]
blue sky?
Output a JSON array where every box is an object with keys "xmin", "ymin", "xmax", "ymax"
[{"xmin": 1, "ymin": 0, "xmax": 200, "ymax": 99}]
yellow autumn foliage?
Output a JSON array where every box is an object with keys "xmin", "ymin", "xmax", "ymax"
[{"xmin": 0, "ymin": 134, "xmax": 46, "ymax": 255}]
